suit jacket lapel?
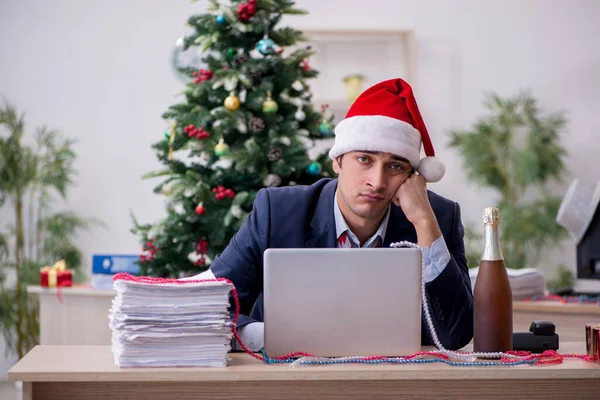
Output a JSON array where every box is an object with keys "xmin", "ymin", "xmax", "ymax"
[
  {"xmin": 383, "ymin": 204, "xmax": 417, "ymax": 247},
  {"xmin": 306, "ymin": 179, "xmax": 338, "ymax": 248}
]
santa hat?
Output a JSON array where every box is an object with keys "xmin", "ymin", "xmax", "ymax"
[{"xmin": 328, "ymin": 78, "xmax": 445, "ymax": 182}]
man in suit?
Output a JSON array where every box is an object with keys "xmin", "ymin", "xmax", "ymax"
[{"xmin": 196, "ymin": 78, "xmax": 473, "ymax": 352}]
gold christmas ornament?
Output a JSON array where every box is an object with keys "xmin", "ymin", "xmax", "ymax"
[
  {"xmin": 262, "ymin": 91, "xmax": 278, "ymax": 114},
  {"xmin": 224, "ymin": 92, "xmax": 240, "ymax": 111},
  {"xmin": 214, "ymin": 137, "xmax": 230, "ymax": 157}
]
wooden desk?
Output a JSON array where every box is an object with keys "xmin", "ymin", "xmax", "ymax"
[{"xmin": 8, "ymin": 343, "xmax": 600, "ymax": 400}]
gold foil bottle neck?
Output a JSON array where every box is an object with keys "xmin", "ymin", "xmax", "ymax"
[{"xmin": 483, "ymin": 207, "xmax": 501, "ymax": 226}]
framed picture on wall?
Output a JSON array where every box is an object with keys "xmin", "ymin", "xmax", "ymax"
[{"xmin": 300, "ymin": 29, "xmax": 417, "ymax": 123}]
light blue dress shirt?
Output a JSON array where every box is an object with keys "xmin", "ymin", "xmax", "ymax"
[{"xmin": 332, "ymin": 191, "xmax": 451, "ymax": 283}]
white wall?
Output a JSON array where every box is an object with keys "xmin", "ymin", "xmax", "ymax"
[{"xmin": 1, "ymin": 0, "xmax": 599, "ymax": 374}]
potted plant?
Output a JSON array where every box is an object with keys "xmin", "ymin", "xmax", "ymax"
[
  {"xmin": 448, "ymin": 91, "xmax": 569, "ymax": 274},
  {"xmin": 0, "ymin": 101, "xmax": 102, "ymax": 359}
]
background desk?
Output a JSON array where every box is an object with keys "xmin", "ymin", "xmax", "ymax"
[
  {"xmin": 8, "ymin": 343, "xmax": 600, "ymax": 400},
  {"xmin": 27, "ymin": 286, "xmax": 114, "ymax": 346},
  {"xmin": 513, "ymin": 300, "xmax": 600, "ymax": 341},
  {"xmin": 28, "ymin": 286, "xmax": 600, "ymax": 346}
]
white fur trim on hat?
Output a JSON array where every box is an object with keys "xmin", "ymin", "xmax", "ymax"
[
  {"xmin": 418, "ymin": 156, "xmax": 445, "ymax": 182},
  {"xmin": 328, "ymin": 115, "xmax": 422, "ymax": 168}
]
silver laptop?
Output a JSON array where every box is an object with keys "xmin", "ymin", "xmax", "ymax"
[{"xmin": 263, "ymin": 247, "xmax": 422, "ymax": 358}]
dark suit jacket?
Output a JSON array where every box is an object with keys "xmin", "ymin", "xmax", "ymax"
[{"xmin": 210, "ymin": 178, "xmax": 473, "ymax": 350}]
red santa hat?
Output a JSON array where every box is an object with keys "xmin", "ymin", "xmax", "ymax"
[{"xmin": 329, "ymin": 78, "xmax": 445, "ymax": 182}]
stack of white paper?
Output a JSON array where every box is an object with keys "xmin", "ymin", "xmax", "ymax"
[
  {"xmin": 469, "ymin": 267, "xmax": 546, "ymax": 300},
  {"xmin": 109, "ymin": 277, "xmax": 234, "ymax": 368}
]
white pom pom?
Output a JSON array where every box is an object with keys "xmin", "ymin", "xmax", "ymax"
[{"xmin": 417, "ymin": 157, "xmax": 445, "ymax": 182}]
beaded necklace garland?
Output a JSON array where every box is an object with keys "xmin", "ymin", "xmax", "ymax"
[{"xmin": 113, "ymin": 242, "xmax": 592, "ymax": 367}]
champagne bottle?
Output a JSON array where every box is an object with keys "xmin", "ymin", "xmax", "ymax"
[{"xmin": 473, "ymin": 207, "xmax": 513, "ymax": 353}]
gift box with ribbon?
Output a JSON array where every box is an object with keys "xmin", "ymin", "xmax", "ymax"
[{"xmin": 40, "ymin": 260, "xmax": 73, "ymax": 288}]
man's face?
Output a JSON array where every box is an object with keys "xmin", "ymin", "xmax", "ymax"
[{"xmin": 333, "ymin": 151, "xmax": 413, "ymax": 220}]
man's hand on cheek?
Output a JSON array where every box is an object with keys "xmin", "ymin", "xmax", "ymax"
[
  {"xmin": 393, "ymin": 174, "xmax": 433, "ymax": 223},
  {"xmin": 392, "ymin": 174, "xmax": 441, "ymax": 247}
]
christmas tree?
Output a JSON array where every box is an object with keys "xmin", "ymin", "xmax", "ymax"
[{"xmin": 132, "ymin": 0, "xmax": 335, "ymax": 278}]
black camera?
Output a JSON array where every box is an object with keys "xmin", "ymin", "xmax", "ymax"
[{"xmin": 512, "ymin": 320, "xmax": 559, "ymax": 353}]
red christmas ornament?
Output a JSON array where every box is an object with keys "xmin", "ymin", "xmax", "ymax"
[
  {"xmin": 183, "ymin": 124, "xmax": 210, "ymax": 140},
  {"xmin": 212, "ymin": 185, "xmax": 235, "ymax": 200},
  {"xmin": 195, "ymin": 204, "xmax": 205, "ymax": 215},
  {"xmin": 196, "ymin": 239, "xmax": 209, "ymax": 253},
  {"xmin": 301, "ymin": 58, "xmax": 310, "ymax": 72},
  {"xmin": 237, "ymin": 0, "xmax": 256, "ymax": 23},
  {"xmin": 192, "ymin": 68, "xmax": 213, "ymax": 84}
]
